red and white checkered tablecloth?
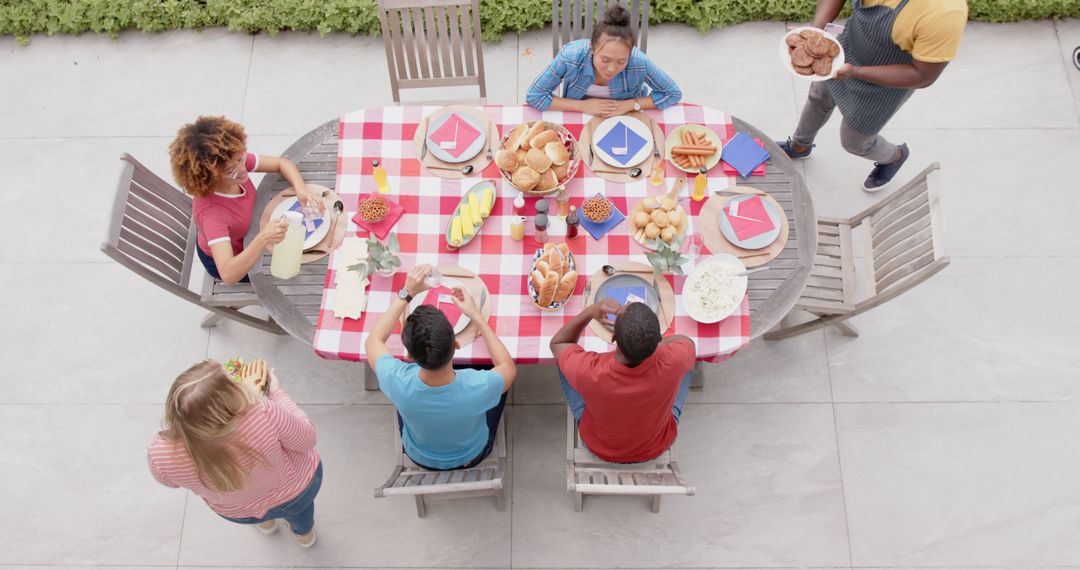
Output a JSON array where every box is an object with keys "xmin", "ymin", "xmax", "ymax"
[{"xmin": 313, "ymin": 104, "xmax": 750, "ymax": 365}]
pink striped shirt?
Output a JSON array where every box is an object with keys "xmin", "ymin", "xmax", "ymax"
[{"xmin": 147, "ymin": 388, "xmax": 320, "ymax": 519}]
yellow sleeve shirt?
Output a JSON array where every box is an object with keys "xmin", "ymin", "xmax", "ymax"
[{"xmin": 861, "ymin": 0, "xmax": 969, "ymax": 63}]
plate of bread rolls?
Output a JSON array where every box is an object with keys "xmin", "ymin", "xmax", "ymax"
[
  {"xmin": 527, "ymin": 243, "xmax": 578, "ymax": 311},
  {"xmin": 665, "ymin": 125, "xmax": 723, "ymax": 173},
  {"xmin": 496, "ymin": 121, "xmax": 580, "ymax": 195}
]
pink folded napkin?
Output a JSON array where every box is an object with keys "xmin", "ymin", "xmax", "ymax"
[
  {"xmin": 421, "ymin": 286, "xmax": 463, "ymax": 328},
  {"xmin": 351, "ymin": 195, "xmax": 405, "ymax": 240},
  {"xmin": 427, "ymin": 114, "xmax": 481, "ymax": 159},
  {"xmin": 723, "ymin": 196, "xmax": 775, "ymax": 241}
]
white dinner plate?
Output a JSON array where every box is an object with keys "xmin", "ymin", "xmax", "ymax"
[
  {"xmin": 406, "ymin": 277, "xmax": 472, "ymax": 334},
  {"xmin": 682, "ymin": 254, "xmax": 748, "ymax": 324},
  {"xmin": 778, "ymin": 26, "xmax": 846, "ymax": 82},
  {"xmin": 425, "ymin": 112, "xmax": 488, "ymax": 164},
  {"xmin": 718, "ymin": 194, "xmax": 783, "ymax": 250},
  {"xmin": 270, "ymin": 197, "xmax": 331, "ymax": 250},
  {"xmin": 591, "ymin": 115, "xmax": 653, "ymax": 168}
]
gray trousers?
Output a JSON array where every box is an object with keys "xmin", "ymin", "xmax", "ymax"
[{"xmin": 792, "ymin": 81, "xmax": 901, "ymax": 164}]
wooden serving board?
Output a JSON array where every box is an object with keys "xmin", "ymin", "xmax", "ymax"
[
  {"xmin": 698, "ymin": 189, "xmax": 790, "ymax": 268},
  {"xmin": 578, "ymin": 112, "xmax": 665, "ymax": 183},
  {"xmin": 583, "ymin": 261, "xmax": 676, "ymax": 343},
  {"xmin": 413, "ymin": 105, "xmax": 497, "ymax": 179},
  {"xmin": 258, "ymin": 184, "xmax": 346, "ymax": 264},
  {"xmin": 399, "ymin": 266, "xmax": 492, "ymax": 349}
]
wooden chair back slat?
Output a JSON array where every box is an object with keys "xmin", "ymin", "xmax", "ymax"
[
  {"xmin": 552, "ymin": 0, "xmax": 650, "ymax": 56},
  {"xmin": 378, "ymin": 0, "xmax": 486, "ymax": 103},
  {"xmin": 123, "ymin": 197, "xmax": 188, "ymax": 254},
  {"xmin": 115, "ymin": 232, "xmax": 183, "ymax": 283}
]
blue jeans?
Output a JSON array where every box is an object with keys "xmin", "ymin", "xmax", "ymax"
[
  {"xmin": 558, "ymin": 370, "xmax": 693, "ymax": 425},
  {"xmin": 221, "ymin": 461, "xmax": 322, "ymax": 535},
  {"xmin": 398, "ymin": 392, "xmax": 508, "ymax": 471},
  {"xmin": 197, "ymin": 246, "xmax": 250, "ymax": 283}
]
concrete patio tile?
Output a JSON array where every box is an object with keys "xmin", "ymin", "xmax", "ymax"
[
  {"xmin": 890, "ymin": 22, "xmax": 1079, "ymax": 129},
  {"xmin": 695, "ymin": 329, "xmax": 832, "ymax": 403},
  {"xmin": 245, "ymin": 32, "xmax": 392, "ymax": 136},
  {"xmin": 836, "ymin": 403, "xmax": 1080, "ymax": 567},
  {"xmin": 1057, "ymin": 19, "xmax": 1080, "ymax": 121},
  {"xmin": 517, "ymin": 28, "xmax": 553, "ymax": 106},
  {"xmin": 0, "ymin": 263, "xmax": 209, "ymax": 405},
  {"xmin": 177, "ymin": 404, "xmax": 512, "ymax": 568},
  {"xmin": 648, "ymin": 22, "xmax": 799, "ymax": 132},
  {"xmin": 206, "ymin": 319, "xmax": 385, "ymax": 405},
  {"xmin": 0, "ymin": 30, "xmax": 250, "ymax": 138},
  {"xmin": 511, "ymin": 404, "xmax": 850, "ymax": 568},
  {"xmin": 510, "ymin": 363, "xmax": 561, "ymax": 404},
  {"xmin": 827, "ymin": 256, "xmax": 1080, "ymax": 403},
  {"xmin": 0, "ymin": 137, "xmax": 176, "ymax": 264},
  {"xmin": 801, "ymin": 128, "xmax": 1080, "ymax": 258},
  {"xmin": 0, "ymin": 404, "xmax": 184, "ymax": 566}
]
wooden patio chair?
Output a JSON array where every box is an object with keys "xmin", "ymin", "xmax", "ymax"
[
  {"xmin": 565, "ymin": 407, "xmax": 694, "ymax": 513},
  {"xmin": 765, "ymin": 162, "xmax": 950, "ymax": 340},
  {"xmin": 552, "ymin": 0, "xmax": 650, "ymax": 57},
  {"xmin": 377, "ymin": 0, "xmax": 487, "ymax": 104},
  {"xmin": 100, "ymin": 153, "xmax": 284, "ymax": 335},
  {"xmin": 374, "ymin": 408, "xmax": 507, "ymax": 518}
]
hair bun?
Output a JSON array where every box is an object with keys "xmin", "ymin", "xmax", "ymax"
[{"xmin": 602, "ymin": 3, "xmax": 630, "ymax": 27}]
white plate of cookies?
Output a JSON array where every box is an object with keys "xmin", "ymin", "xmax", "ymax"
[
  {"xmin": 495, "ymin": 121, "xmax": 580, "ymax": 195},
  {"xmin": 527, "ymin": 243, "xmax": 578, "ymax": 311},
  {"xmin": 780, "ymin": 26, "xmax": 845, "ymax": 81}
]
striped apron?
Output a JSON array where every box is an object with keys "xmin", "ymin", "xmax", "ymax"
[{"xmin": 827, "ymin": 0, "xmax": 915, "ymax": 134}]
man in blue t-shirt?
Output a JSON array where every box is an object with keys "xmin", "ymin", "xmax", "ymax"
[{"xmin": 365, "ymin": 264, "xmax": 516, "ymax": 470}]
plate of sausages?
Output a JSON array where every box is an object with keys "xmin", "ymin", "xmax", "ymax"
[{"xmin": 665, "ymin": 124, "xmax": 723, "ymax": 173}]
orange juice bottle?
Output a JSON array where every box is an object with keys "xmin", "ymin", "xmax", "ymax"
[{"xmin": 692, "ymin": 168, "xmax": 707, "ymax": 202}]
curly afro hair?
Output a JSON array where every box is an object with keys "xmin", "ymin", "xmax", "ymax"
[
  {"xmin": 402, "ymin": 305, "xmax": 456, "ymax": 370},
  {"xmin": 613, "ymin": 302, "xmax": 662, "ymax": 366},
  {"xmin": 169, "ymin": 116, "xmax": 247, "ymax": 198}
]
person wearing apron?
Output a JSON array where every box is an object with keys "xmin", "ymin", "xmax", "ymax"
[{"xmin": 777, "ymin": 0, "xmax": 968, "ymax": 192}]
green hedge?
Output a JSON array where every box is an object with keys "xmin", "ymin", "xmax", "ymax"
[{"xmin": 2, "ymin": 0, "xmax": 1079, "ymax": 45}]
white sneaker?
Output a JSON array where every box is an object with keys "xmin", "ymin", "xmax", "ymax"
[
  {"xmin": 255, "ymin": 520, "xmax": 278, "ymax": 535},
  {"xmin": 294, "ymin": 528, "xmax": 317, "ymax": 549}
]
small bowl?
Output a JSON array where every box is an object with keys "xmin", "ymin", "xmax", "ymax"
[
  {"xmin": 581, "ymin": 194, "xmax": 615, "ymax": 225},
  {"xmin": 357, "ymin": 196, "xmax": 389, "ymax": 224}
]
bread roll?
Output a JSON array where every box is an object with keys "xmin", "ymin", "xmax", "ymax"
[
  {"xmin": 544, "ymin": 140, "xmax": 569, "ymax": 166},
  {"xmin": 538, "ymin": 271, "xmax": 558, "ymax": 307},
  {"xmin": 543, "ymin": 243, "xmax": 555, "ymax": 253},
  {"xmin": 536, "ymin": 168, "xmax": 559, "ymax": 192},
  {"xmin": 667, "ymin": 208, "xmax": 683, "ymax": 227},
  {"xmin": 634, "ymin": 210, "xmax": 650, "ymax": 227},
  {"xmin": 547, "ymin": 251, "xmax": 564, "ymax": 276},
  {"xmin": 530, "ymin": 129, "xmax": 559, "ymax": 150},
  {"xmin": 640, "ymin": 197, "xmax": 659, "ymax": 213},
  {"xmin": 660, "ymin": 226, "xmax": 675, "ymax": 243},
  {"xmin": 530, "ymin": 270, "xmax": 544, "ymax": 294},
  {"xmin": 554, "ymin": 271, "xmax": 577, "ymax": 304},
  {"xmin": 556, "ymin": 243, "xmax": 570, "ymax": 258},
  {"xmin": 511, "ymin": 166, "xmax": 540, "ymax": 191},
  {"xmin": 552, "ymin": 161, "xmax": 570, "ymax": 181},
  {"xmin": 535, "ymin": 260, "xmax": 550, "ymax": 276},
  {"xmin": 645, "ymin": 222, "xmax": 660, "ymax": 239},
  {"xmin": 526, "ymin": 148, "xmax": 552, "ymax": 172},
  {"xmin": 508, "ymin": 124, "xmax": 531, "ymax": 151},
  {"xmin": 522, "ymin": 121, "xmax": 547, "ymax": 149},
  {"xmin": 650, "ymin": 209, "xmax": 671, "ymax": 228},
  {"xmin": 495, "ymin": 149, "xmax": 520, "ymax": 171},
  {"xmin": 660, "ymin": 196, "xmax": 677, "ymax": 211}
]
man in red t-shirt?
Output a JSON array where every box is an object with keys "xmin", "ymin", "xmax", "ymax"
[{"xmin": 550, "ymin": 301, "xmax": 696, "ymax": 463}]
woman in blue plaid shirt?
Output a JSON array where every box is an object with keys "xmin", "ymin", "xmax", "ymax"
[{"xmin": 526, "ymin": 3, "xmax": 681, "ymax": 117}]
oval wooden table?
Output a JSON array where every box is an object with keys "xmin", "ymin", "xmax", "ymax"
[{"xmin": 246, "ymin": 110, "xmax": 816, "ymax": 350}]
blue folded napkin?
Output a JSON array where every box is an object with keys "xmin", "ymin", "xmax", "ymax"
[
  {"xmin": 721, "ymin": 131, "xmax": 771, "ymax": 178},
  {"xmin": 601, "ymin": 286, "xmax": 648, "ymax": 321},
  {"xmin": 596, "ymin": 120, "xmax": 648, "ymax": 165},
  {"xmin": 579, "ymin": 202, "xmax": 626, "ymax": 240},
  {"xmin": 286, "ymin": 199, "xmax": 324, "ymax": 241}
]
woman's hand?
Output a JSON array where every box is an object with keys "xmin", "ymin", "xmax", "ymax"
[
  {"xmin": 581, "ymin": 98, "xmax": 620, "ymax": 118},
  {"xmin": 257, "ymin": 219, "xmax": 289, "ymax": 246},
  {"xmin": 615, "ymin": 99, "xmax": 638, "ymax": 116},
  {"xmin": 294, "ymin": 183, "xmax": 325, "ymax": 215},
  {"xmin": 404, "ymin": 264, "xmax": 433, "ymax": 297}
]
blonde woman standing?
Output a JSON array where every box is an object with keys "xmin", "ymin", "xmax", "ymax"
[{"xmin": 147, "ymin": 360, "xmax": 322, "ymax": 548}]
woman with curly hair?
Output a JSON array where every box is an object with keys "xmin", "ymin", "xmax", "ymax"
[
  {"xmin": 169, "ymin": 116, "xmax": 323, "ymax": 285},
  {"xmin": 147, "ymin": 360, "xmax": 322, "ymax": 548},
  {"xmin": 526, "ymin": 3, "xmax": 681, "ymax": 117}
]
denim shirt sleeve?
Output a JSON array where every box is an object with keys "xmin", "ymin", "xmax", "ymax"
[
  {"xmin": 527, "ymin": 46, "xmax": 573, "ymax": 111},
  {"xmin": 642, "ymin": 55, "xmax": 682, "ymax": 110}
]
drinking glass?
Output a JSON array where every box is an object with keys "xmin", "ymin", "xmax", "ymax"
[{"xmin": 425, "ymin": 269, "xmax": 443, "ymax": 288}]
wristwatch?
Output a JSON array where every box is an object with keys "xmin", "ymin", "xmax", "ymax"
[
  {"xmin": 397, "ymin": 288, "xmax": 413, "ymax": 303},
  {"xmin": 633, "ymin": 100, "xmax": 642, "ymax": 112}
]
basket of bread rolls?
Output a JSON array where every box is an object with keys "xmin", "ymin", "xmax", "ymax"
[
  {"xmin": 495, "ymin": 121, "xmax": 580, "ymax": 195},
  {"xmin": 527, "ymin": 243, "xmax": 578, "ymax": 311}
]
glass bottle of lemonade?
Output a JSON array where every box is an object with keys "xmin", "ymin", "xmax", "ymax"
[
  {"xmin": 692, "ymin": 167, "xmax": 708, "ymax": 202},
  {"xmin": 270, "ymin": 211, "xmax": 305, "ymax": 279},
  {"xmin": 373, "ymin": 160, "xmax": 390, "ymax": 194}
]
